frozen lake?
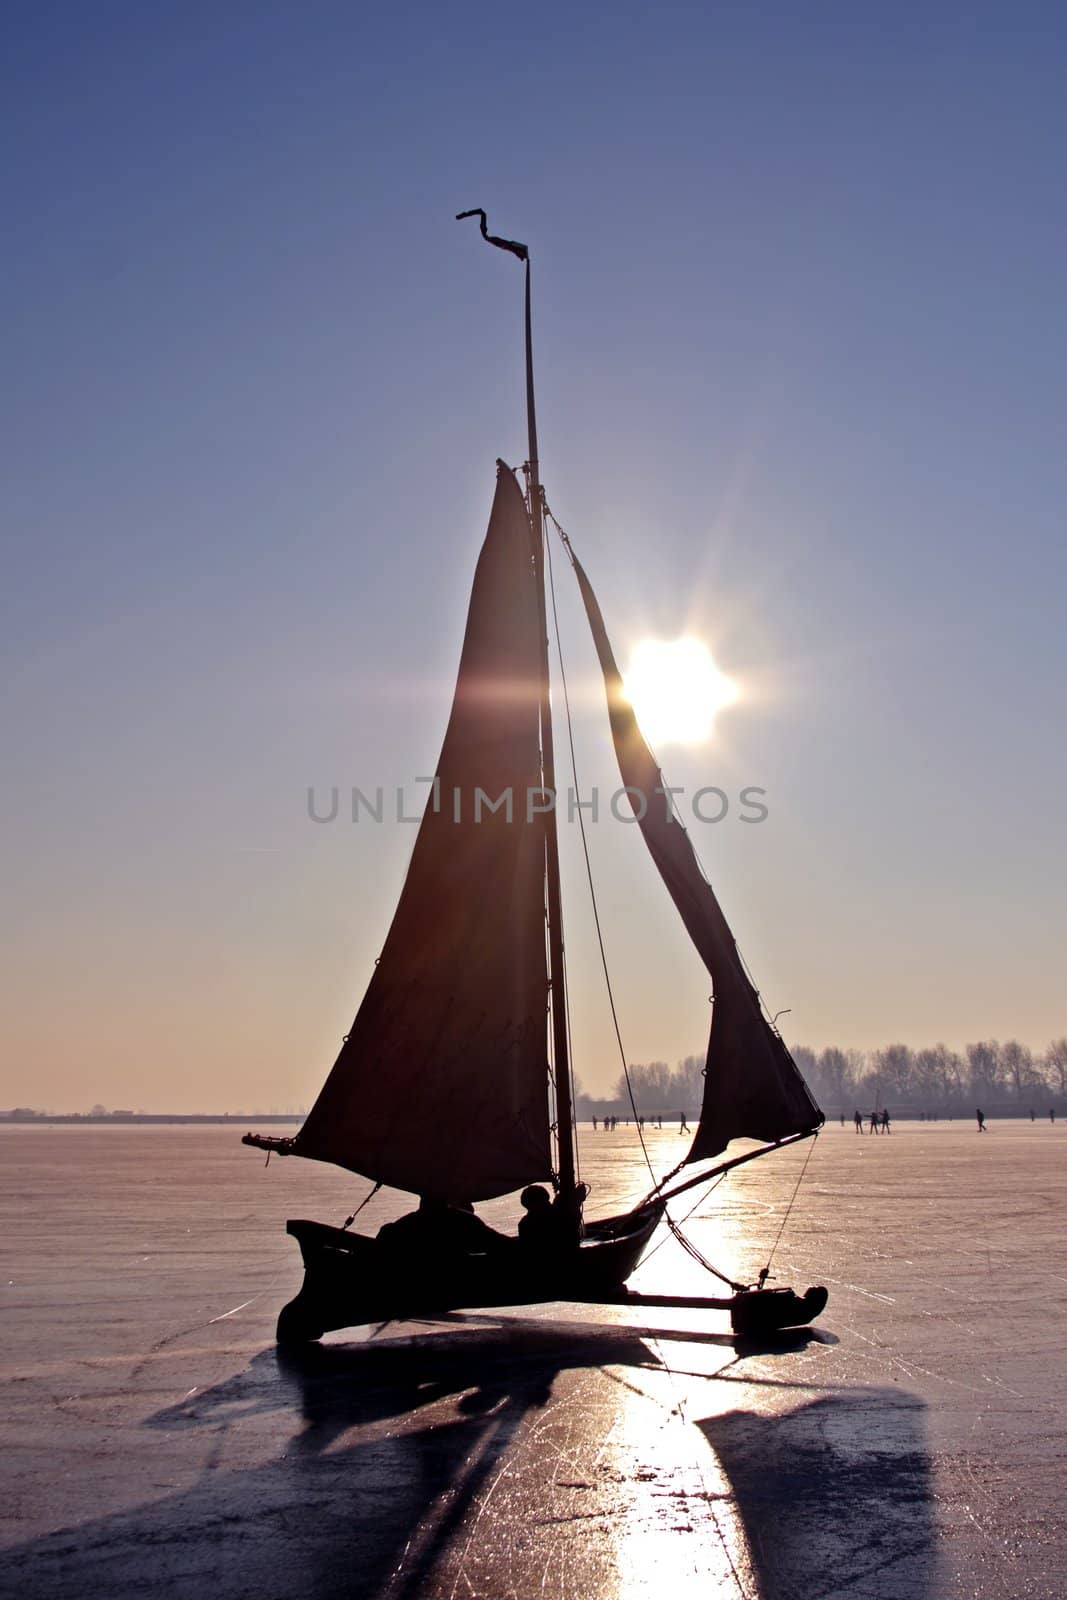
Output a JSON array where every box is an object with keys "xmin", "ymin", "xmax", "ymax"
[{"xmin": 2, "ymin": 1120, "xmax": 1064, "ymax": 1598}]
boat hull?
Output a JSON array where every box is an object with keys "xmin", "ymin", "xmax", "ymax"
[{"xmin": 276, "ymin": 1205, "xmax": 663, "ymax": 1343}]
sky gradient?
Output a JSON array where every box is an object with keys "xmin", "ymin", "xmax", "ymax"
[{"xmin": 3, "ymin": 4, "xmax": 1066, "ymax": 1111}]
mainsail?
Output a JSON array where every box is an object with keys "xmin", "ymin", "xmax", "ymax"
[
  {"xmin": 294, "ymin": 465, "xmax": 554, "ymax": 1201},
  {"xmin": 571, "ymin": 554, "xmax": 823, "ymax": 1162}
]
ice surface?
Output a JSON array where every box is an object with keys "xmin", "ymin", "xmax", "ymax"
[{"xmin": 1, "ymin": 1121, "xmax": 1063, "ymax": 1598}]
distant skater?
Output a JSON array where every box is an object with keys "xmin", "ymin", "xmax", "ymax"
[
  {"xmin": 976, "ymin": 1108, "xmax": 986, "ymax": 1132},
  {"xmin": 679, "ymin": 1111, "xmax": 689, "ymax": 1134},
  {"xmin": 1030, "ymin": 1109, "xmax": 1035, "ymax": 1122},
  {"xmin": 840, "ymin": 1113, "xmax": 846, "ymax": 1127},
  {"xmin": 881, "ymin": 1109, "xmax": 891, "ymax": 1134},
  {"xmin": 1051, "ymin": 1108, "xmax": 1056, "ymax": 1124},
  {"xmin": 869, "ymin": 1110, "xmax": 880, "ymax": 1135},
  {"xmin": 854, "ymin": 1110, "xmax": 864, "ymax": 1134},
  {"xmin": 592, "ymin": 1116, "xmax": 598, "ymax": 1131}
]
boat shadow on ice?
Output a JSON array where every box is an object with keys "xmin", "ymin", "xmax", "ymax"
[
  {"xmin": 698, "ymin": 1386, "xmax": 937, "ymax": 1600},
  {"xmin": 0, "ymin": 1327, "xmax": 652, "ymax": 1600},
  {"xmin": 0, "ymin": 1332, "xmax": 935, "ymax": 1600},
  {"xmin": 158, "ymin": 1322, "xmax": 666, "ymax": 1440}
]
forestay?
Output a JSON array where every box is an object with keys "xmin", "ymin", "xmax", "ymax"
[
  {"xmin": 570, "ymin": 553, "xmax": 823, "ymax": 1162},
  {"xmin": 295, "ymin": 466, "xmax": 554, "ymax": 1200}
]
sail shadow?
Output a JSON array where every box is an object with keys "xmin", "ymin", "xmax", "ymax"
[
  {"xmin": 143, "ymin": 1323, "xmax": 659, "ymax": 1442},
  {"xmin": 698, "ymin": 1387, "xmax": 937, "ymax": 1600},
  {"xmin": 0, "ymin": 1405, "xmax": 523, "ymax": 1600},
  {"xmin": 0, "ymin": 1327, "xmax": 668, "ymax": 1599},
  {"xmin": 2, "ymin": 1326, "xmax": 663, "ymax": 1600}
]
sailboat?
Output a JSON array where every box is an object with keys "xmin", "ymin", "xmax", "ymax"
[{"xmin": 244, "ymin": 212, "xmax": 827, "ymax": 1344}]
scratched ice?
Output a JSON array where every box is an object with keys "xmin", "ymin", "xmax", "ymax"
[{"xmin": 1, "ymin": 1120, "xmax": 1064, "ymax": 1598}]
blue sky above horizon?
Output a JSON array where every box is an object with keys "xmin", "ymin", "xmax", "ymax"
[{"xmin": 3, "ymin": 3, "xmax": 1066, "ymax": 1110}]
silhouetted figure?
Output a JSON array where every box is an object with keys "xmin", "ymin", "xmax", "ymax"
[
  {"xmin": 518, "ymin": 1183, "xmax": 589, "ymax": 1253},
  {"xmin": 840, "ymin": 1113, "xmax": 846, "ymax": 1127},
  {"xmin": 679, "ymin": 1111, "xmax": 690, "ymax": 1134},
  {"xmin": 517, "ymin": 1185, "xmax": 559, "ymax": 1249},
  {"xmin": 869, "ymin": 1110, "xmax": 880, "ymax": 1135},
  {"xmin": 657, "ymin": 1114, "xmax": 663, "ymax": 1129},
  {"xmin": 976, "ymin": 1108, "xmax": 986, "ymax": 1132},
  {"xmin": 377, "ymin": 1197, "xmax": 512, "ymax": 1260},
  {"xmin": 1030, "ymin": 1109, "xmax": 1035, "ymax": 1122},
  {"xmin": 881, "ymin": 1109, "xmax": 891, "ymax": 1134},
  {"xmin": 854, "ymin": 1110, "xmax": 864, "ymax": 1134},
  {"xmin": 1051, "ymin": 1108, "xmax": 1056, "ymax": 1124},
  {"xmin": 592, "ymin": 1115, "xmax": 598, "ymax": 1131}
]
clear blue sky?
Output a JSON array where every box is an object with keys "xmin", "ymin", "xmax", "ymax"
[{"xmin": 3, "ymin": 3, "xmax": 1065, "ymax": 1109}]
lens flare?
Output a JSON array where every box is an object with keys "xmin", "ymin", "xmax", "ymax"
[{"xmin": 623, "ymin": 638, "xmax": 738, "ymax": 746}]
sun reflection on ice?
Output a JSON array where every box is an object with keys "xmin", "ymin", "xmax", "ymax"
[{"xmin": 604, "ymin": 1339, "xmax": 758, "ymax": 1600}]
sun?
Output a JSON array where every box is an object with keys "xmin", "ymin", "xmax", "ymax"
[{"xmin": 623, "ymin": 637, "xmax": 738, "ymax": 746}]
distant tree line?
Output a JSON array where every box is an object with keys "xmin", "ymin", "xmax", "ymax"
[
  {"xmin": 575, "ymin": 1038, "xmax": 1067, "ymax": 1120},
  {"xmin": 792, "ymin": 1037, "xmax": 1067, "ymax": 1113}
]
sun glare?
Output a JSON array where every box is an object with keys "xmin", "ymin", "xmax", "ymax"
[{"xmin": 623, "ymin": 637, "xmax": 738, "ymax": 746}]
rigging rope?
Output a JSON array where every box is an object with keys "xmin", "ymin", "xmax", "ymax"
[
  {"xmin": 667, "ymin": 1214, "xmax": 747, "ymax": 1293},
  {"xmin": 638, "ymin": 1173, "xmax": 727, "ymax": 1268},
  {"xmin": 640, "ymin": 1173, "xmax": 748, "ymax": 1293},
  {"xmin": 758, "ymin": 1130, "xmax": 818, "ymax": 1285}
]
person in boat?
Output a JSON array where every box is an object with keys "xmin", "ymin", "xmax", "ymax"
[
  {"xmin": 376, "ymin": 1196, "xmax": 513, "ymax": 1260},
  {"xmin": 518, "ymin": 1183, "xmax": 589, "ymax": 1253}
]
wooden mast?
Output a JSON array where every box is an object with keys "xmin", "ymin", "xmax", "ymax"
[
  {"xmin": 523, "ymin": 258, "xmax": 578, "ymax": 1209},
  {"xmin": 456, "ymin": 210, "xmax": 577, "ymax": 1207}
]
